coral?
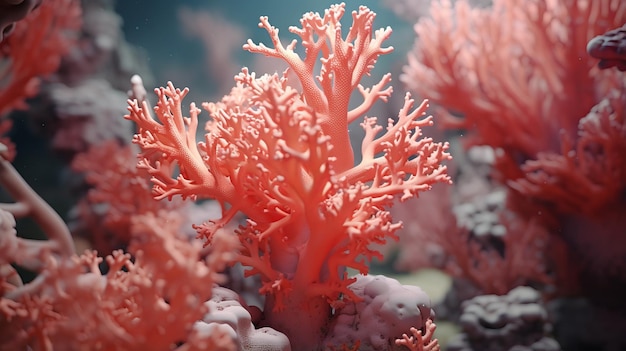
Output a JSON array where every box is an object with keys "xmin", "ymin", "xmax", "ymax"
[
  {"xmin": 125, "ymin": 4, "xmax": 451, "ymax": 349},
  {"xmin": 1, "ymin": 208, "xmax": 237, "ymax": 350},
  {"xmin": 509, "ymin": 89, "xmax": 626, "ymax": 217},
  {"xmin": 0, "ymin": 0, "xmax": 81, "ymax": 116},
  {"xmin": 0, "ymin": 152, "xmax": 74, "ymax": 272},
  {"xmin": 446, "ymin": 286, "xmax": 560, "ymax": 351},
  {"xmin": 70, "ymin": 140, "xmax": 186, "ymax": 253},
  {"xmin": 0, "ymin": 123, "xmax": 237, "ymax": 348},
  {"xmin": 402, "ymin": 0, "xmax": 625, "ymax": 179},
  {"xmin": 390, "ymin": 183, "xmax": 553, "ymax": 296},
  {"xmin": 197, "ymin": 286, "xmax": 291, "ymax": 350},
  {"xmin": 395, "ymin": 319, "xmax": 440, "ymax": 351},
  {"xmin": 0, "ymin": 3, "xmax": 452, "ymax": 349},
  {"xmin": 324, "ymin": 274, "xmax": 435, "ymax": 350},
  {"xmin": 400, "ymin": 0, "xmax": 626, "ymax": 312}
]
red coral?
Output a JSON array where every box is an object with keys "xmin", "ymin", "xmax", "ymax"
[
  {"xmin": 509, "ymin": 88, "xmax": 626, "ymax": 216},
  {"xmin": 403, "ymin": 0, "xmax": 625, "ymax": 178},
  {"xmin": 0, "ymin": 0, "xmax": 81, "ymax": 116},
  {"xmin": 1, "ymin": 211, "xmax": 236, "ymax": 350},
  {"xmin": 401, "ymin": 0, "xmax": 626, "ymax": 309},
  {"xmin": 125, "ymin": 4, "xmax": 451, "ymax": 349}
]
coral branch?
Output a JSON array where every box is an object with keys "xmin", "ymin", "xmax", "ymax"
[{"xmin": 395, "ymin": 319, "xmax": 440, "ymax": 351}]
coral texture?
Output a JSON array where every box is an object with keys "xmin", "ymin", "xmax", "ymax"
[
  {"xmin": 401, "ymin": 0, "xmax": 626, "ymax": 304},
  {"xmin": 0, "ymin": 0, "xmax": 81, "ymax": 116},
  {"xmin": 125, "ymin": 3, "xmax": 451, "ymax": 349},
  {"xmin": 447, "ymin": 286, "xmax": 560, "ymax": 351},
  {"xmin": 1, "ymin": 2, "xmax": 449, "ymax": 350},
  {"xmin": 324, "ymin": 274, "xmax": 434, "ymax": 350}
]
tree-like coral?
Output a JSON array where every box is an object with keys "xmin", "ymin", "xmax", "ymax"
[
  {"xmin": 403, "ymin": 0, "xmax": 624, "ymax": 185},
  {"xmin": 400, "ymin": 0, "xmax": 626, "ymax": 337},
  {"xmin": 125, "ymin": 3, "xmax": 451, "ymax": 349},
  {"xmin": 395, "ymin": 319, "xmax": 440, "ymax": 351}
]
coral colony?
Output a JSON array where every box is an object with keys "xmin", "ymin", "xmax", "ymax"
[
  {"xmin": 1, "ymin": 0, "xmax": 625, "ymax": 350},
  {"xmin": 1, "ymin": 2, "xmax": 449, "ymax": 350}
]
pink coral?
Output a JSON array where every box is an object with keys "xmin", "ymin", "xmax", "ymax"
[
  {"xmin": 71, "ymin": 140, "xmax": 186, "ymax": 253},
  {"xmin": 0, "ymin": 0, "xmax": 81, "ymax": 116},
  {"xmin": 1, "ymin": 209, "xmax": 237, "ymax": 350},
  {"xmin": 125, "ymin": 3, "xmax": 451, "ymax": 349},
  {"xmin": 395, "ymin": 319, "xmax": 440, "ymax": 351},
  {"xmin": 401, "ymin": 0, "xmax": 626, "ymax": 315},
  {"xmin": 403, "ymin": 0, "xmax": 624, "ymax": 180},
  {"xmin": 509, "ymin": 89, "xmax": 626, "ymax": 216}
]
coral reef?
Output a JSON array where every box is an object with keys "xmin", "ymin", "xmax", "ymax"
[{"xmin": 1, "ymin": 2, "xmax": 447, "ymax": 350}]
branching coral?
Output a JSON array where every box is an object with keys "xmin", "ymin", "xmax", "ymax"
[
  {"xmin": 1, "ymin": 206, "xmax": 238, "ymax": 350},
  {"xmin": 125, "ymin": 3, "xmax": 451, "ymax": 349},
  {"xmin": 403, "ymin": 0, "xmax": 625, "ymax": 179},
  {"xmin": 509, "ymin": 89, "xmax": 626, "ymax": 216},
  {"xmin": 401, "ymin": 0, "xmax": 626, "ymax": 306},
  {"xmin": 395, "ymin": 319, "xmax": 440, "ymax": 351},
  {"xmin": 0, "ymin": 0, "xmax": 81, "ymax": 117}
]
